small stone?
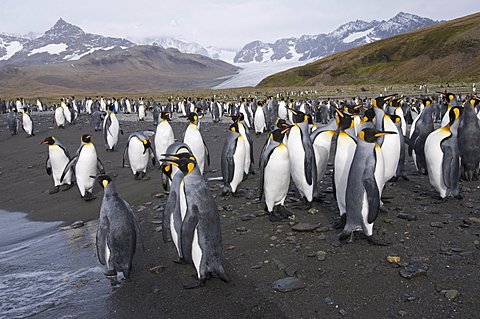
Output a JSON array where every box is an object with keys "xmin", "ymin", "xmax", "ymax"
[
  {"xmin": 339, "ymin": 309, "xmax": 347, "ymax": 316},
  {"xmin": 399, "ymin": 267, "xmax": 427, "ymax": 279},
  {"xmin": 398, "ymin": 310, "xmax": 407, "ymax": 316},
  {"xmin": 468, "ymin": 217, "xmax": 480, "ymax": 223},
  {"xmin": 71, "ymin": 220, "xmax": 85, "ymax": 229},
  {"xmin": 236, "ymin": 226, "xmax": 247, "ymax": 232},
  {"xmin": 317, "ymin": 234, "xmax": 326, "ymax": 240},
  {"xmin": 324, "ymin": 297, "xmax": 334, "ymax": 305},
  {"xmin": 270, "ymin": 236, "xmax": 278, "ymax": 240},
  {"xmin": 285, "ymin": 263, "xmax": 299, "ymax": 277},
  {"xmin": 151, "ymin": 220, "xmax": 162, "ymax": 224},
  {"xmin": 149, "ymin": 266, "xmax": 165, "ymax": 274},
  {"xmin": 384, "ymin": 219, "xmax": 395, "ymax": 224},
  {"xmin": 155, "ymin": 226, "xmax": 162, "ymax": 232},
  {"xmin": 317, "ymin": 254, "xmax": 326, "ymax": 261},
  {"xmin": 444, "ymin": 289, "xmax": 458, "ymax": 299},
  {"xmin": 430, "ymin": 222, "xmax": 443, "ymax": 228},
  {"xmin": 226, "ymin": 245, "xmax": 235, "ymax": 250},
  {"xmin": 251, "ymin": 264, "xmax": 262, "ymax": 269},
  {"xmin": 308, "ymin": 208, "xmax": 319, "ymax": 215},
  {"xmin": 291, "ymin": 222, "xmax": 320, "ymax": 232},
  {"xmin": 271, "ymin": 277, "xmax": 305, "ymax": 292},
  {"xmin": 386, "ymin": 256, "xmax": 401, "ymax": 263}
]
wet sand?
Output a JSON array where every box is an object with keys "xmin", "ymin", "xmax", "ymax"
[{"xmin": 1, "ymin": 109, "xmax": 479, "ymax": 318}]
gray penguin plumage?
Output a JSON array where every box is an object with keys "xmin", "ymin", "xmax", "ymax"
[
  {"xmin": 221, "ymin": 122, "xmax": 246, "ymax": 196},
  {"xmin": 7, "ymin": 108, "xmax": 18, "ymax": 135},
  {"xmin": 408, "ymin": 99, "xmax": 434, "ymax": 175},
  {"xmin": 339, "ymin": 128, "xmax": 393, "ymax": 245},
  {"xmin": 96, "ymin": 175, "xmax": 143, "ymax": 280},
  {"xmin": 92, "ymin": 111, "xmax": 104, "ymax": 131},
  {"xmin": 457, "ymin": 98, "xmax": 480, "ymax": 181},
  {"xmin": 163, "ymin": 156, "xmax": 230, "ymax": 289}
]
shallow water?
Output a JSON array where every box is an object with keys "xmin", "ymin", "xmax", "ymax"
[{"xmin": 0, "ymin": 210, "xmax": 111, "ymax": 319}]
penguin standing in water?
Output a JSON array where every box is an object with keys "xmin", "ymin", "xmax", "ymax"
[
  {"xmin": 103, "ymin": 105, "xmax": 123, "ymax": 151},
  {"xmin": 286, "ymin": 108, "xmax": 317, "ymax": 208},
  {"xmin": 183, "ymin": 112, "xmax": 209, "ymax": 175},
  {"xmin": 339, "ymin": 128, "xmax": 394, "ymax": 245},
  {"xmin": 7, "ymin": 107, "xmax": 18, "ymax": 135},
  {"xmin": 96, "ymin": 175, "xmax": 143, "ymax": 280},
  {"xmin": 123, "ymin": 131, "xmax": 156, "ymax": 180},
  {"xmin": 259, "ymin": 126, "xmax": 293, "ymax": 221},
  {"xmin": 221, "ymin": 122, "xmax": 246, "ymax": 196},
  {"xmin": 425, "ymin": 107, "xmax": 463, "ymax": 199},
  {"xmin": 41, "ymin": 136, "xmax": 74, "ymax": 194},
  {"xmin": 21, "ymin": 108, "xmax": 35, "ymax": 137},
  {"xmin": 161, "ymin": 155, "xmax": 230, "ymax": 289},
  {"xmin": 61, "ymin": 134, "xmax": 105, "ymax": 200},
  {"xmin": 154, "ymin": 112, "xmax": 175, "ymax": 165}
]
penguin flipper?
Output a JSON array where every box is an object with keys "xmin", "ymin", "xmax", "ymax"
[
  {"xmin": 97, "ymin": 158, "xmax": 106, "ymax": 175},
  {"xmin": 45, "ymin": 157, "xmax": 52, "ymax": 175},
  {"xmin": 364, "ymin": 177, "xmax": 380, "ymax": 224},
  {"xmin": 162, "ymin": 187, "xmax": 177, "ymax": 244},
  {"xmin": 180, "ymin": 208, "xmax": 200, "ymax": 265},
  {"xmin": 203, "ymin": 140, "xmax": 210, "ymax": 166},
  {"xmin": 60, "ymin": 156, "xmax": 77, "ymax": 183},
  {"xmin": 440, "ymin": 142, "xmax": 455, "ymax": 188},
  {"xmin": 96, "ymin": 214, "xmax": 109, "ymax": 265}
]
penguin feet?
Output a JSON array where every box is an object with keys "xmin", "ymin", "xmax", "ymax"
[
  {"xmin": 49, "ymin": 186, "xmax": 60, "ymax": 194},
  {"xmin": 173, "ymin": 257, "xmax": 187, "ymax": 265},
  {"xmin": 277, "ymin": 205, "xmax": 293, "ymax": 218},
  {"xmin": 268, "ymin": 211, "xmax": 282, "ymax": 222},
  {"xmin": 367, "ymin": 236, "xmax": 391, "ymax": 246},
  {"xmin": 183, "ymin": 280, "xmax": 206, "ymax": 289},
  {"xmin": 82, "ymin": 192, "xmax": 97, "ymax": 201},
  {"xmin": 62, "ymin": 184, "xmax": 74, "ymax": 192},
  {"xmin": 334, "ymin": 214, "xmax": 347, "ymax": 229}
]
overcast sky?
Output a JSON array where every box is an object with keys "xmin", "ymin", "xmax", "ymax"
[{"xmin": 1, "ymin": 0, "xmax": 479, "ymax": 48}]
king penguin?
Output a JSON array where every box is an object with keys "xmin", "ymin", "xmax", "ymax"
[
  {"xmin": 154, "ymin": 112, "xmax": 175, "ymax": 165},
  {"xmin": 457, "ymin": 97, "xmax": 480, "ymax": 181},
  {"xmin": 54, "ymin": 105, "xmax": 66, "ymax": 129},
  {"xmin": 183, "ymin": 112, "xmax": 209, "ymax": 174},
  {"xmin": 162, "ymin": 155, "xmax": 230, "ymax": 289},
  {"xmin": 228, "ymin": 112, "xmax": 254, "ymax": 176},
  {"xmin": 41, "ymin": 136, "xmax": 74, "ymax": 194},
  {"xmin": 286, "ymin": 108, "xmax": 317, "ymax": 208},
  {"xmin": 96, "ymin": 175, "xmax": 143, "ymax": 280},
  {"xmin": 339, "ymin": 127, "xmax": 394, "ymax": 245},
  {"xmin": 221, "ymin": 122, "xmax": 246, "ymax": 196},
  {"xmin": 408, "ymin": 98, "xmax": 434, "ymax": 175},
  {"xmin": 254, "ymin": 101, "xmax": 267, "ymax": 134},
  {"xmin": 7, "ymin": 107, "xmax": 18, "ymax": 135},
  {"xmin": 123, "ymin": 131, "xmax": 156, "ymax": 180},
  {"xmin": 103, "ymin": 105, "xmax": 123, "ymax": 151},
  {"xmin": 160, "ymin": 142, "xmax": 192, "ymax": 191},
  {"xmin": 61, "ymin": 134, "xmax": 105, "ymax": 200},
  {"xmin": 425, "ymin": 107, "xmax": 463, "ymax": 199},
  {"xmin": 21, "ymin": 108, "xmax": 35, "ymax": 137},
  {"xmin": 333, "ymin": 109, "xmax": 357, "ymax": 228},
  {"xmin": 259, "ymin": 126, "xmax": 293, "ymax": 221}
]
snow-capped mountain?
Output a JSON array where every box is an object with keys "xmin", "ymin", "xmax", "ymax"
[
  {"xmin": 133, "ymin": 36, "xmax": 210, "ymax": 57},
  {"xmin": 0, "ymin": 18, "xmax": 135, "ymax": 67},
  {"xmin": 234, "ymin": 12, "xmax": 443, "ymax": 63}
]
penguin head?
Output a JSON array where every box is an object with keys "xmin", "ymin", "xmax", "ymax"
[
  {"xmin": 419, "ymin": 98, "xmax": 432, "ymax": 107},
  {"xmin": 287, "ymin": 108, "xmax": 307, "ymax": 124},
  {"xmin": 359, "ymin": 128, "xmax": 396, "ymax": 143},
  {"xmin": 81, "ymin": 134, "xmax": 92, "ymax": 143},
  {"xmin": 387, "ymin": 114, "xmax": 401, "ymax": 124},
  {"xmin": 270, "ymin": 126, "xmax": 291, "ymax": 143},
  {"xmin": 447, "ymin": 106, "xmax": 462, "ymax": 125},
  {"xmin": 335, "ymin": 109, "xmax": 354, "ymax": 130},
  {"xmin": 186, "ymin": 112, "xmax": 199, "ymax": 124},
  {"xmin": 372, "ymin": 95, "xmax": 396, "ymax": 109},
  {"xmin": 141, "ymin": 138, "xmax": 153, "ymax": 154},
  {"xmin": 360, "ymin": 107, "xmax": 375, "ymax": 125},
  {"xmin": 229, "ymin": 122, "xmax": 240, "ymax": 134},
  {"xmin": 275, "ymin": 118, "xmax": 289, "ymax": 129},
  {"xmin": 161, "ymin": 155, "xmax": 197, "ymax": 176},
  {"xmin": 96, "ymin": 175, "xmax": 113, "ymax": 188},
  {"xmin": 160, "ymin": 112, "xmax": 171, "ymax": 120},
  {"xmin": 41, "ymin": 136, "xmax": 56, "ymax": 145}
]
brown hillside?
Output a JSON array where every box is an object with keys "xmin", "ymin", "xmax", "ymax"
[
  {"xmin": 0, "ymin": 46, "xmax": 239, "ymax": 98},
  {"xmin": 257, "ymin": 12, "xmax": 480, "ymax": 87}
]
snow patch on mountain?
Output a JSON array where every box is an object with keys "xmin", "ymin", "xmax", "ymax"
[
  {"xmin": 28, "ymin": 43, "xmax": 68, "ymax": 56},
  {"xmin": 343, "ymin": 28, "xmax": 374, "ymax": 43}
]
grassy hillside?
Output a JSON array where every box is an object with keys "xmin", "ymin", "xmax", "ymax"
[{"xmin": 257, "ymin": 12, "xmax": 480, "ymax": 87}]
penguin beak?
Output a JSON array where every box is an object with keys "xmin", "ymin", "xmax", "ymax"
[{"xmin": 375, "ymin": 131, "xmax": 397, "ymax": 137}]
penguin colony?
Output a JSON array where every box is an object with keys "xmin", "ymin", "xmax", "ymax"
[{"xmin": 4, "ymin": 92, "xmax": 479, "ymax": 287}]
